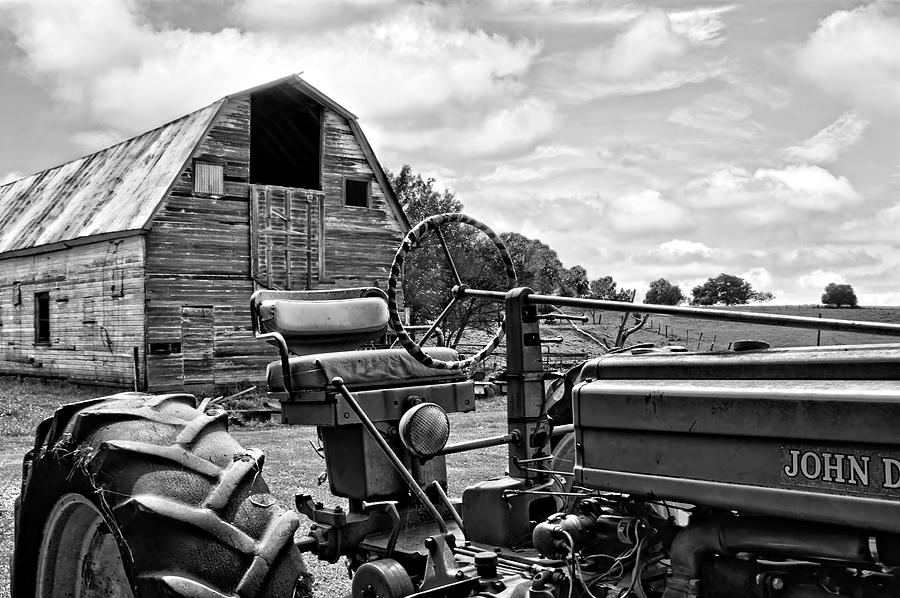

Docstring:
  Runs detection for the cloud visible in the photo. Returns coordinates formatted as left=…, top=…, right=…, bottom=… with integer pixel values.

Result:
left=797, top=269, right=846, bottom=292
left=606, top=189, right=689, bottom=233
left=668, top=5, right=734, bottom=45
left=682, top=165, right=860, bottom=218
left=0, top=171, right=24, bottom=186
left=601, top=11, right=688, bottom=80
left=553, top=9, right=730, bottom=101
left=3, top=0, right=542, bottom=134
left=783, top=110, right=870, bottom=164
left=70, top=129, right=123, bottom=153
left=741, top=266, right=773, bottom=290
left=656, top=239, right=718, bottom=260
left=795, top=3, right=900, bottom=114
left=377, top=96, right=555, bottom=160
left=668, top=89, right=762, bottom=142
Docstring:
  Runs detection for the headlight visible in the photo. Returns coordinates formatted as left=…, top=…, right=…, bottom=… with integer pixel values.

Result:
left=398, top=402, right=450, bottom=459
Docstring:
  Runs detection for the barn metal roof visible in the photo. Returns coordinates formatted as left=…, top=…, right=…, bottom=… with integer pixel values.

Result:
left=0, top=74, right=408, bottom=259
left=0, top=100, right=224, bottom=257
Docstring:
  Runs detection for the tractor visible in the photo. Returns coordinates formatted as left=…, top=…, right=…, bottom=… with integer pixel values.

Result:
left=12, top=213, right=900, bottom=598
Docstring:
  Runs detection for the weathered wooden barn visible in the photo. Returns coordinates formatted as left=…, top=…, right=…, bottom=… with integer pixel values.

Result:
left=0, top=75, right=409, bottom=392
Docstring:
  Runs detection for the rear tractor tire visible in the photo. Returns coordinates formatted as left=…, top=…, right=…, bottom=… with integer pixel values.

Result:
left=12, top=392, right=311, bottom=598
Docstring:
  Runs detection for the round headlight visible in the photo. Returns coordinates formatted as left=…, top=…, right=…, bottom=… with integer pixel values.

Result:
left=398, top=402, right=450, bottom=459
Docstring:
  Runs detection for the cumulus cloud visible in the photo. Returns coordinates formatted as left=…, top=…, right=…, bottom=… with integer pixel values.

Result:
left=657, top=239, right=718, bottom=260
left=682, top=165, right=860, bottom=218
left=783, top=110, right=870, bottom=164
left=2, top=0, right=542, bottom=134
left=797, top=269, right=846, bottom=291
left=377, top=96, right=555, bottom=160
left=606, top=189, right=688, bottom=233
left=741, top=266, right=773, bottom=290
left=795, top=4, right=900, bottom=114
left=557, top=9, right=729, bottom=100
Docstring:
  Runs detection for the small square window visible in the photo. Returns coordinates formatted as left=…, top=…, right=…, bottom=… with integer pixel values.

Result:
left=149, top=341, right=182, bottom=355
left=194, top=161, right=224, bottom=196
left=344, top=178, right=370, bottom=208
left=35, top=291, right=50, bottom=344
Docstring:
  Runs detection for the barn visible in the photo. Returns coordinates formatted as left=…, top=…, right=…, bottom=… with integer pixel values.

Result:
left=0, top=75, right=410, bottom=393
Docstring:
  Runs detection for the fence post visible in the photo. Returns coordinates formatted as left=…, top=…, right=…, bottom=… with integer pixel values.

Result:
left=817, top=312, right=822, bottom=346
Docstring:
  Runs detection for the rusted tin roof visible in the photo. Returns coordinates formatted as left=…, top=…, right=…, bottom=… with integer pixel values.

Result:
left=0, top=100, right=224, bottom=257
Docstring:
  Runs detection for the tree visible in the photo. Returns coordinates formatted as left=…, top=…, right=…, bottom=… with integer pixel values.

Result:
left=560, top=265, right=590, bottom=297
left=499, top=232, right=564, bottom=295
left=822, top=282, right=858, bottom=307
left=588, top=276, right=633, bottom=302
left=387, top=164, right=462, bottom=224
left=690, top=273, right=771, bottom=306
left=644, top=278, right=685, bottom=305
left=582, top=275, right=634, bottom=324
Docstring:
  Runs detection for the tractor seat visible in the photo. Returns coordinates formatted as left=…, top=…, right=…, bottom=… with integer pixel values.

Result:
left=267, top=346, right=466, bottom=392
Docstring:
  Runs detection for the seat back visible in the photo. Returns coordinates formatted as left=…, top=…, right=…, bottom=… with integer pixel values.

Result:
left=250, top=287, right=389, bottom=356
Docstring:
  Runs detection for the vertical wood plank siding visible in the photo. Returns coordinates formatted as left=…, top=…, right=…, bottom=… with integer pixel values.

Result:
left=0, top=236, right=146, bottom=386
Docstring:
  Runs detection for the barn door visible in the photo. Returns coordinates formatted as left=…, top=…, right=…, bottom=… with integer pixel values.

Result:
left=181, top=306, right=214, bottom=393
left=250, top=185, right=324, bottom=289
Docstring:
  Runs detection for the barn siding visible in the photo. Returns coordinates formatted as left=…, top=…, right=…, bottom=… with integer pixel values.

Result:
left=145, top=97, right=260, bottom=393
left=321, top=110, right=405, bottom=287
left=0, top=236, right=146, bottom=386
left=145, top=86, right=407, bottom=392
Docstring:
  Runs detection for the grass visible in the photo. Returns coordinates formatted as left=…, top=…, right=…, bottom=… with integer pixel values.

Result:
left=0, top=377, right=507, bottom=598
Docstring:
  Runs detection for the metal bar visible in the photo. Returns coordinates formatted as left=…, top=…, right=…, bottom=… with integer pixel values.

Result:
left=406, top=324, right=446, bottom=347
left=458, top=288, right=900, bottom=337
left=437, top=432, right=519, bottom=456
left=420, top=297, right=458, bottom=347
left=551, top=424, right=574, bottom=437
left=435, top=227, right=463, bottom=287
left=331, top=378, right=448, bottom=533
left=430, top=481, right=467, bottom=539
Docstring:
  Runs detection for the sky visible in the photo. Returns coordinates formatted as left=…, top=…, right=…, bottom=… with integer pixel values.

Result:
left=0, top=0, right=898, bottom=304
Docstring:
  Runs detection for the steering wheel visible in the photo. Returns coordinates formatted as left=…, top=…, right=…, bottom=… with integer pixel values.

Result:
left=387, top=213, right=517, bottom=369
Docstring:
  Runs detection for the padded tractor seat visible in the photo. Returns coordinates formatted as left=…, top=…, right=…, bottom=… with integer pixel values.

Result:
left=267, top=346, right=466, bottom=391
left=250, top=288, right=469, bottom=395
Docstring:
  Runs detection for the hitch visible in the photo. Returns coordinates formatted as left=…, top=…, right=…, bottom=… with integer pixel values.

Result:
left=294, top=494, right=400, bottom=563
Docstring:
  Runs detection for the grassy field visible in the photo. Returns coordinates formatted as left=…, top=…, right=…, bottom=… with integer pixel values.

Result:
left=0, top=376, right=508, bottom=598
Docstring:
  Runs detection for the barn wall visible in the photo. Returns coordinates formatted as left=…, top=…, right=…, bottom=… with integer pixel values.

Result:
left=321, top=110, right=406, bottom=286
left=0, top=236, right=146, bottom=386
left=145, top=88, right=408, bottom=393
left=145, top=97, right=262, bottom=393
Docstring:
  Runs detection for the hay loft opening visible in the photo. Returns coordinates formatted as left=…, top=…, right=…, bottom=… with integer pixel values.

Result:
left=250, top=85, right=323, bottom=190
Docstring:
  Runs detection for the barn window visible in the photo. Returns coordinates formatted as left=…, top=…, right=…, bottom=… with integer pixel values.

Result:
left=12, top=282, right=21, bottom=306
left=193, top=160, right=224, bottom=196
left=344, top=178, right=370, bottom=208
left=34, top=291, right=50, bottom=344
left=149, top=341, right=182, bottom=355
left=250, top=86, right=322, bottom=190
